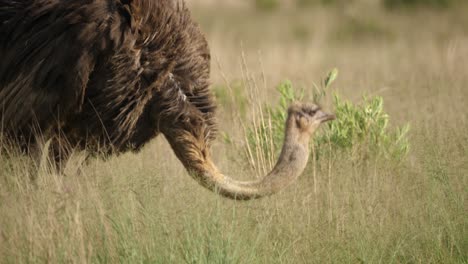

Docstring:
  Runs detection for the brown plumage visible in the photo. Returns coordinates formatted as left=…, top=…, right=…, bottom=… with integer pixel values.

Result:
left=0, top=0, right=335, bottom=200
left=1, top=0, right=214, bottom=152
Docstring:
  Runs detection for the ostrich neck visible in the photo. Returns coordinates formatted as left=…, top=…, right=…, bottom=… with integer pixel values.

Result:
left=164, top=115, right=312, bottom=200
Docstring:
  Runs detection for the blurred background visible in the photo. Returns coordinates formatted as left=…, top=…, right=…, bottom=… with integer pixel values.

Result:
left=183, top=0, right=468, bottom=131
left=187, top=0, right=465, bottom=9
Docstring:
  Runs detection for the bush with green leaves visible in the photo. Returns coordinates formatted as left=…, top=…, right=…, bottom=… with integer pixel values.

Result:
left=315, top=94, right=410, bottom=161
left=246, top=69, right=410, bottom=165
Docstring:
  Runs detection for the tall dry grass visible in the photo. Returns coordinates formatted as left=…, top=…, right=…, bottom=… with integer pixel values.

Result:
left=1, top=4, right=467, bottom=263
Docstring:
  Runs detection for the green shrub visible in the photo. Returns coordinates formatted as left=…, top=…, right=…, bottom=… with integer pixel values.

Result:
left=245, top=69, right=410, bottom=166
left=315, top=94, right=410, bottom=161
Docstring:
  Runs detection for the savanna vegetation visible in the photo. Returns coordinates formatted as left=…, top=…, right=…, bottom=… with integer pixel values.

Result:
left=0, top=1, right=467, bottom=263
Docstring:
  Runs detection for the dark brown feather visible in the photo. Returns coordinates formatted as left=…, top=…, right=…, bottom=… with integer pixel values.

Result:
left=0, top=0, right=216, bottom=156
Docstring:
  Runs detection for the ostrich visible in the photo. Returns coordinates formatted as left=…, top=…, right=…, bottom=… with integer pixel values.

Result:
left=0, top=0, right=335, bottom=200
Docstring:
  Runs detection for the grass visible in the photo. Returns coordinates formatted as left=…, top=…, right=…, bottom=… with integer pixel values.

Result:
left=1, top=3, right=467, bottom=264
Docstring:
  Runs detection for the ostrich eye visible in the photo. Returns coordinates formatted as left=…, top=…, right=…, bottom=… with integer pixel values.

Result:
left=304, top=108, right=318, bottom=116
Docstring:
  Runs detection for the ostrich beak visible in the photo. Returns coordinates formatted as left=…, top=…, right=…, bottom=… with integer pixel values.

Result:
left=316, top=110, right=336, bottom=123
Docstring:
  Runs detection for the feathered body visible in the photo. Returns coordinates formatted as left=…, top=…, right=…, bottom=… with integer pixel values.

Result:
left=0, top=0, right=216, bottom=155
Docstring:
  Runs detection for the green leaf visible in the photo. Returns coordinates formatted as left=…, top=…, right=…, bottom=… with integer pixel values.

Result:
left=324, top=68, right=339, bottom=89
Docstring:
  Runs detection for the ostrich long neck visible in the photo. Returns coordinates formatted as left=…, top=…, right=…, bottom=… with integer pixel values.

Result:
left=164, top=113, right=312, bottom=200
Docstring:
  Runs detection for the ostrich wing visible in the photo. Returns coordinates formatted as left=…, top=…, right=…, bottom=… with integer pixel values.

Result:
left=0, top=0, right=120, bottom=135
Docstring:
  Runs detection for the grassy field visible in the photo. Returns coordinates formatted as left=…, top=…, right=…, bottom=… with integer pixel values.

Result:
left=1, top=3, right=467, bottom=263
